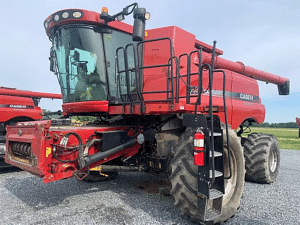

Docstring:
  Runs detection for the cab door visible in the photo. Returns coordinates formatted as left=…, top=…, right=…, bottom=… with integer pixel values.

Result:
left=103, top=31, right=137, bottom=102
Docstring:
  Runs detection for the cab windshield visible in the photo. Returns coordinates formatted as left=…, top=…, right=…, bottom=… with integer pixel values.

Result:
left=53, top=25, right=136, bottom=103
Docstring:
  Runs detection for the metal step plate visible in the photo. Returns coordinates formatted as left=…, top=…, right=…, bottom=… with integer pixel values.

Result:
left=209, top=170, right=223, bottom=178
left=205, top=208, right=222, bottom=221
left=209, top=132, right=222, bottom=136
left=209, top=151, right=222, bottom=157
left=209, top=188, right=223, bottom=199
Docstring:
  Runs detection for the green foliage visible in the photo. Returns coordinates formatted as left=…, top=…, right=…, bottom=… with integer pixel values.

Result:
left=72, top=116, right=98, bottom=122
left=41, top=109, right=61, bottom=119
left=242, top=127, right=300, bottom=150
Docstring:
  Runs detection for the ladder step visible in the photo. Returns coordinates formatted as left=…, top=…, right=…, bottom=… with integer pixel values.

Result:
left=209, top=132, right=222, bottom=136
left=209, top=189, right=223, bottom=199
left=209, top=170, right=223, bottom=178
left=209, top=151, right=222, bottom=157
left=205, top=208, right=222, bottom=221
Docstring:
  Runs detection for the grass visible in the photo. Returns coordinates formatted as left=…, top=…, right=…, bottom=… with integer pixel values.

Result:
left=241, top=127, right=300, bottom=150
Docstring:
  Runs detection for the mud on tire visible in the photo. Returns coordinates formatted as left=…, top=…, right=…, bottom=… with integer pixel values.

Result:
left=243, top=133, right=280, bottom=184
left=169, top=127, right=245, bottom=224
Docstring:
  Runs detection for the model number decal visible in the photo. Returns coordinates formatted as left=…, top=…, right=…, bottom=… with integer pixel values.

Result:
left=190, top=87, right=199, bottom=95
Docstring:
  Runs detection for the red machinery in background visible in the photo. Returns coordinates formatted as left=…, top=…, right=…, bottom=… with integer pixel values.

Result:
left=4, top=3, right=290, bottom=224
left=0, top=86, right=61, bottom=168
left=296, top=117, right=300, bottom=138
left=296, top=117, right=300, bottom=127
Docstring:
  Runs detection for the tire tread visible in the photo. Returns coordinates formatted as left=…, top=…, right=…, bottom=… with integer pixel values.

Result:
left=243, top=133, right=280, bottom=184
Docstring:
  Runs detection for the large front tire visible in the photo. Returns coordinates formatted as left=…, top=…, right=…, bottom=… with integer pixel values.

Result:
left=169, top=127, right=245, bottom=224
left=243, top=133, right=280, bottom=184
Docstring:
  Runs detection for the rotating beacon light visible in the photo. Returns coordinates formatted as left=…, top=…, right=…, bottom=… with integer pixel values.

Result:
left=194, top=129, right=205, bottom=166
left=101, top=7, right=108, bottom=14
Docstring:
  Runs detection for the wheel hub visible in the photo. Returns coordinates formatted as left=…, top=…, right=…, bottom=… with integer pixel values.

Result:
left=223, top=146, right=237, bottom=206
left=269, top=147, right=278, bottom=173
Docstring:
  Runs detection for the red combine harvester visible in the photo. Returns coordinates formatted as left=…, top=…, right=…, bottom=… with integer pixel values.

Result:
left=4, top=3, right=290, bottom=224
left=0, top=87, right=62, bottom=168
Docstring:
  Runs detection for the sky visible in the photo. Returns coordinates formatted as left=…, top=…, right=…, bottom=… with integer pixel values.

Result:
left=0, top=0, right=299, bottom=123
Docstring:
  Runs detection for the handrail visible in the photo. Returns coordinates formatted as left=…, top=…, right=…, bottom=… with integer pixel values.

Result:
left=214, top=69, right=232, bottom=180
left=137, top=37, right=174, bottom=106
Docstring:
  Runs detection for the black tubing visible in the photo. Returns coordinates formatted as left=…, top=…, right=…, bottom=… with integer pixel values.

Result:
left=100, top=165, right=139, bottom=172
left=85, top=138, right=137, bottom=167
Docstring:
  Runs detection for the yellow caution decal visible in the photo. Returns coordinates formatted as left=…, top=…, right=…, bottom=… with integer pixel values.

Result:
left=90, top=166, right=101, bottom=171
left=46, top=147, right=52, bottom=157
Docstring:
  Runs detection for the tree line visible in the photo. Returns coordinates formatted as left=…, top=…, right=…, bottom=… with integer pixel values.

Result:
left=252, top=122, right=299, bottom=128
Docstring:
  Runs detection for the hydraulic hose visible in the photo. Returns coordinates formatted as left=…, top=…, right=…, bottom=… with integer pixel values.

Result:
left=53, top=132, right=84, bottom=164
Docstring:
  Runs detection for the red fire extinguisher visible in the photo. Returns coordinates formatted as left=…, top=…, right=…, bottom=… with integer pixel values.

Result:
left=194, top=129, right=205, bottom=166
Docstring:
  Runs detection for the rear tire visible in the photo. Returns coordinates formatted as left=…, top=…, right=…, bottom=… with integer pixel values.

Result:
left=243, top=133, right=280, bottom=184
left=82, top=171, right=118, bottom=182
left=169, top=127, right=245, bottom=224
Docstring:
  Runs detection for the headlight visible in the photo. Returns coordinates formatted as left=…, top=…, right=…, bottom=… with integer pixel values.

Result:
left=54, top=14, right=60, bottom=21
left=73, top=11, right=82, bottom=18
left=62, top=12, right=69, bottom=19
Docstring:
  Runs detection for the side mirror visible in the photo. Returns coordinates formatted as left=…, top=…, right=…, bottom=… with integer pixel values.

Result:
left=123, top=3, right=136, bottom=16
left=98, top=3, right=149, bottom=41
left=101, top=3, right=137, bottom=23
left=133, top=8, right=147, bottom=41
left=123, top=6, right=130, bottom=16
left=116, top=14, right=125, bottom=21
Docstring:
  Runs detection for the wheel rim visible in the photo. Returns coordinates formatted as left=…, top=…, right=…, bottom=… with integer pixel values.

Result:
left=269, top=147, right=277, bottom=173
left=223, top=146, right=237, bottom=205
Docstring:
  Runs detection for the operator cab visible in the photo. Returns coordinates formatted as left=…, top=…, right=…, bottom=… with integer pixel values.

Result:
left=45, top=4, right=148, bottom=114
left=53, top=25, right=135, bottom=102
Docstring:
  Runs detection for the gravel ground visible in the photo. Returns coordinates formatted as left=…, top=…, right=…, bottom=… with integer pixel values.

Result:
left=0, top=149, right=299, bottom=225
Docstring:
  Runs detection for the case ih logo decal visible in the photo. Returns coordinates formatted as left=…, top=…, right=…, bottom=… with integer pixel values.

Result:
left=0, top=104, right=34, bottom=109
left=190, top=88, right=259, bottom=103
left=232, top=92, right=259, bottom=102
left=10, top=105, right=26, bottom=108
left=240, top=93, right=253, bottom=101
